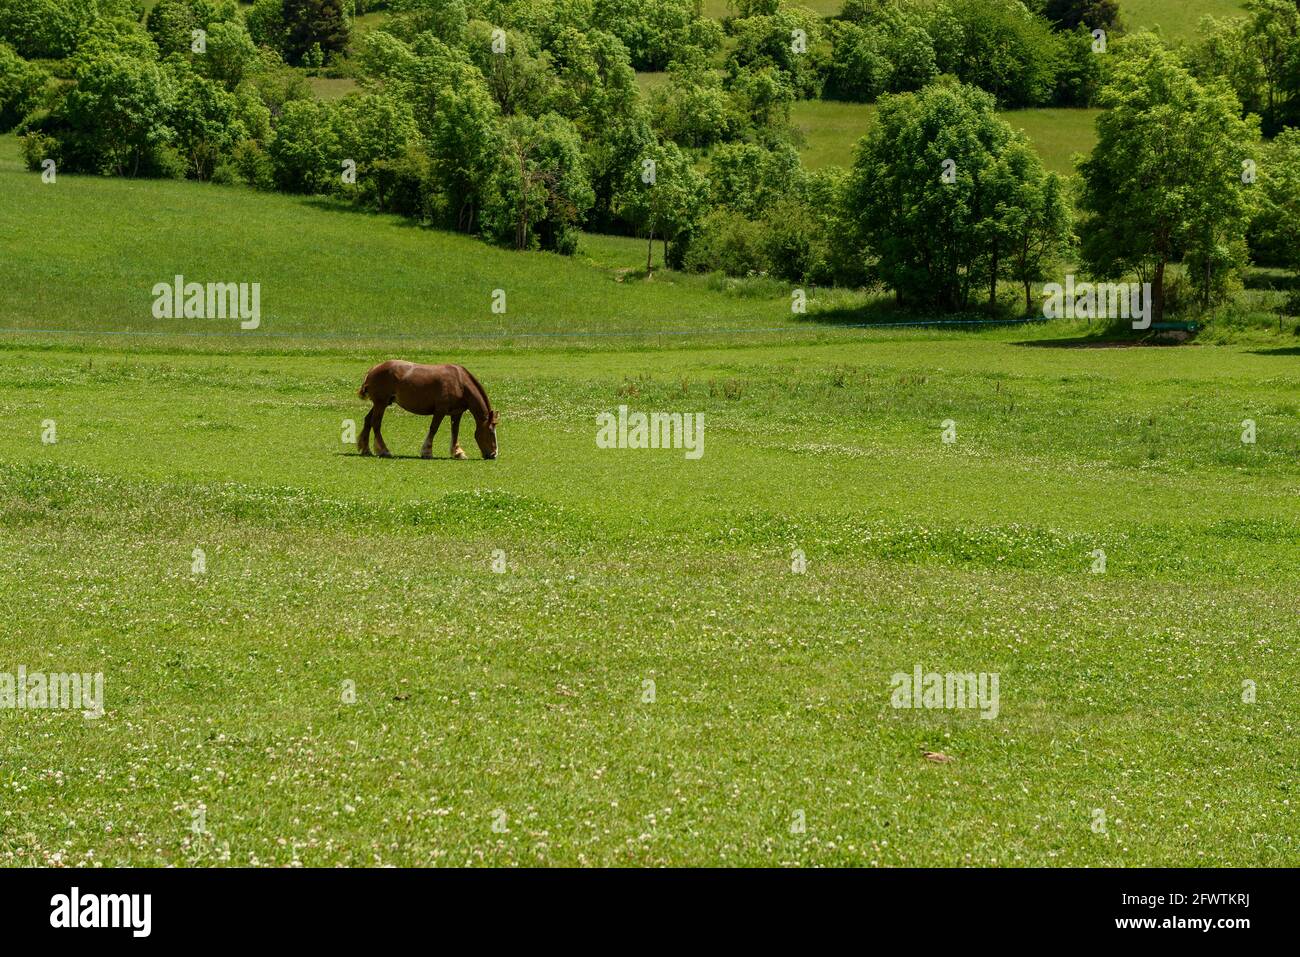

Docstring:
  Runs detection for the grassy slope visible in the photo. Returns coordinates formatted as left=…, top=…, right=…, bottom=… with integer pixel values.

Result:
left=1123, top=0, right=1248, bottom=41
left=0, top=137, right=818, bottom=345
left=2, top=136, right=1300, bottom=867
left=792, top=100, right=1102, bottom=175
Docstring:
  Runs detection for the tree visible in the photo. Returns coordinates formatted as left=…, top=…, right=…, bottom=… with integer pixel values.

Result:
left=990, top=141, right=1073, bottom=312
left=281, top=0, right=350, bottom=65
left=0, top=0, right=136, bottom=59
left=246, top=0, right=290, bottom=57
left=593, top=0, right=718, bottom=71
left=838, top=81, right=1033, bottom=310
left=203, top=19, right=261, bottom=88
left=928, top=0, right=1062, bottom=108
left=1077, top=35, right=1259, bottom=320
left=486, top=112, right=595, bottom=253
left=268, top=97, right=338, bottom=191
left=0, top=43, right=46, bottom=133
left=727, top=6, right=830, bottom=99
left=615, top=140, right=707, bottom=274
left=1043, top=0, right=1120, bottom=32
left=1248, top=127, right=1300, bottom=270
left=170, top=67, right=241, bottom=179
left=650, top=52, right=741, bottom=147
left=331, top=92, right=421, bottom=210
left=464, top=22, right=555, bottom=117
left=58, top=53, right=179, bottom=176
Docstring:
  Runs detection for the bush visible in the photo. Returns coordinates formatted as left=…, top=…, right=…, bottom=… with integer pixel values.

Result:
left=20, top=130, right=58, bottom=172
left=0, top=43, right=46, bottom=132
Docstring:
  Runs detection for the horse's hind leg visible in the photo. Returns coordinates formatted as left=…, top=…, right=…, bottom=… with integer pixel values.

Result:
left=421, top=413, right=444, bottom=459
left=358, top=408, right=374, bottom=456
left=450, top=412, right=467, bottom=460
left=371, top=404, right=393, bottom=458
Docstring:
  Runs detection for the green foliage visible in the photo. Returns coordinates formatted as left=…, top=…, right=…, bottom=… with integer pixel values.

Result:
left=202, top=19, right=262, bottom=88
left=465, top=22, right=555, bottom=116
left=0, top=0, right=138, bottom=59
left=825, top=4, right=937, bottom=102
left=1186, top=1, right=1300, bottom=136
left=268, top=96, right=339, bottom=190
left=930, top=0, right=1063, bottom=108
left=592, top=0, right=718, bottom=70
left=485, top=111, right=595, bottom=252
left=1043, top=0, right=1121, bottom=31
left=614, top=139, right=708, bottom=271
left=282, top=0, right=352, bottom=65
left=838, top=81, right=1066, bottom=310
left=170, top=65, right=241, bottom=179
left=0, top=43, right=47, bottom=133
left=727, top=5, right=829, bottom=99
left=650, top=52, right=742, bottom=147
left=246, top=0, right=290, bottom=57
left=53, top=53, right=180, bottom=176
left=1248, top=128, right=1300, bottom=270
left=1078, top=35, right=1259, bottom=318
left=331, top=91, right=421, bottom=208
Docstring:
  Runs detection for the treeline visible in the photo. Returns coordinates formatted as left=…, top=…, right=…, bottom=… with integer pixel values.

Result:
left=1, top=0, right=1298, bottom=322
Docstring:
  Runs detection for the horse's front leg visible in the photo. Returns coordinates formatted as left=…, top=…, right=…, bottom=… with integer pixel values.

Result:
left=371, top=404, right=393, bottom=458
left=450, top=412, right=467, bottom=459
left=421, top=413, right=444, bottom=459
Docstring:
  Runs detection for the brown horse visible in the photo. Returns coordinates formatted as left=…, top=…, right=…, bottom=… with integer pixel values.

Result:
left=357, top=361, right=498, bottom=459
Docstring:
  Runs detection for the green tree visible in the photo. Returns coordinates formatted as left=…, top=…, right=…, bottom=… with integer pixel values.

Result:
left=1077, top=36, right=1259, bottom=319
left=0, top=43, right=46, bottom=133
left=58, top=53, right=179, bottom=176
left=268, top=96, right=338, bottom=191
left=170, top=67, right=241, bottom=179
left=486, top=112, right=595, bottom=253
left=989, top=141, right=1074, bottom=312
left=330, top=92, right=421, bottom=210
left=203, top=19, right=261, bottom=88
left=282, top=0, right=350, bottom=65
left=929, top=0, right=1061, bottom=108
left=838, top=81, right=1038, bottom=310
left=615, top=140, right=707, bottom=274
left=1248, top=128, right=1300, bottom=270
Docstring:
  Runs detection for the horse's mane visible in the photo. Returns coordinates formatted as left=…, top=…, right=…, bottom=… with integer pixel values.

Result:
left=459, top=365, right=492, bottom=413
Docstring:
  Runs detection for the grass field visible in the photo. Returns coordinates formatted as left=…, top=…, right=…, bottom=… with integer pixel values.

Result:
left=792, top=100, right=1101, bottom=175
left=3, top=134, right=1300, bottom=867
left=1123, top=0, right=1247, bottom=41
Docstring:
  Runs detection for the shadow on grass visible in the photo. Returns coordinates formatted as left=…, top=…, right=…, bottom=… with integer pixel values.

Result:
left=1243, top=272, right=1300, bottom=291
left=802, top=299, right=1040, bottom=329
left=1244, top=346, right=1300, bottom=356
left=336, top=451, right=493, bottom=461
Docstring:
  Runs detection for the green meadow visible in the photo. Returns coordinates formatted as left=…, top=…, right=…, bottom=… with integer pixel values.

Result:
left=791, top=100, right=1102, bottom=175
left=2, top=132, right=1300, bottom=867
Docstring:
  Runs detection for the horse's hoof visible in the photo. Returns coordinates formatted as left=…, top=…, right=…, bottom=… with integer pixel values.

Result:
left=377, top=450, right=392, bottom=459
left=452, top=448, right=467, bottom=460
left=420, top=449, right=432, bottom=460
left=358, top=447, right=371, bottom=457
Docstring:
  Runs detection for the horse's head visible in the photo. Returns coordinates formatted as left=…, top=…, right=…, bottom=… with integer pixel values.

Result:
left=476, top=410, right=499, bottom=459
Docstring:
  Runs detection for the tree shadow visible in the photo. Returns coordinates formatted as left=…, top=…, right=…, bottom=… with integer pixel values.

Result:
left=803, top=300, right=1040, bottom=329
left=1243, top=272, right=1300, bottom=291
left=1244, top=346, right=1300, bottom=356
